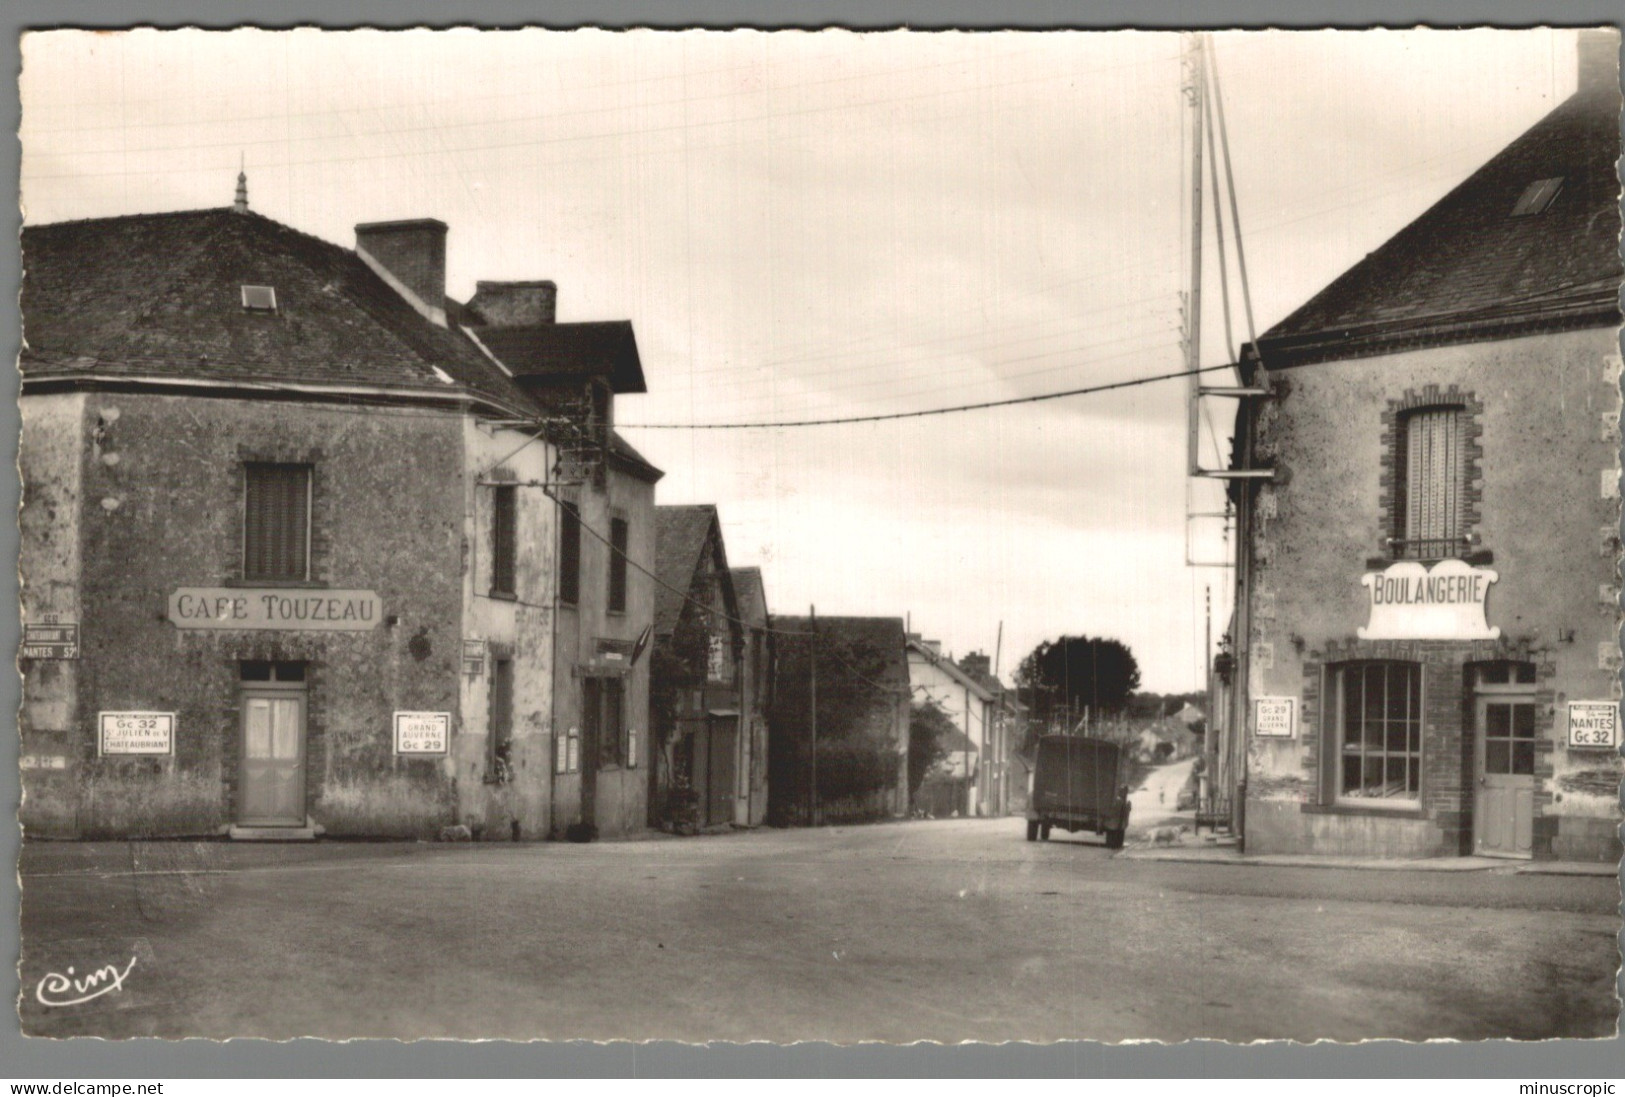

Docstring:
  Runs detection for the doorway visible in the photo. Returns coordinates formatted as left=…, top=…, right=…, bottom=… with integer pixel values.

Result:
left=706, top=714, right=738, bottom=827
left=1472, top=662, right=1537, bottom=858
left=238, top=661, right=307, bottom=826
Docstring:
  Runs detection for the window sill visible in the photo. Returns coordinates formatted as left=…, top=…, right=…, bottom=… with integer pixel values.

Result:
left=226, top=578, right=326, bottom=589
left=487, top=590, right=517, bottom=602
left=1302, top=801, right=1428, bottom=820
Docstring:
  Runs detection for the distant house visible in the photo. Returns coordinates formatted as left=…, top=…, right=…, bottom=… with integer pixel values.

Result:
left=730, top=566, right=772, bottom=827
left=651, top=505, right=745, bottom=830
left=455, top=283, right=664, bottom=840
left=907, top=636, right=996, bottom=816
left=769, top=615, right=911, bottom=825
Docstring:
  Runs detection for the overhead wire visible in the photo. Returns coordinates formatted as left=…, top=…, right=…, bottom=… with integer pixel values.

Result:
left=621, top=362, right=1238, bottom=430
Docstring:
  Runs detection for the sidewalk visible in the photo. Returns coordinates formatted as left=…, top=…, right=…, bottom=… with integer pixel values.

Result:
left=1116, top=842, right=1620, bottom=876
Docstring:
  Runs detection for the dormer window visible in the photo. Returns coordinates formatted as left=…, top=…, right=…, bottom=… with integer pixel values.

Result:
left=1510, top=177, right=1563, bottom=217
left=241, top=285, right=278, bottom=312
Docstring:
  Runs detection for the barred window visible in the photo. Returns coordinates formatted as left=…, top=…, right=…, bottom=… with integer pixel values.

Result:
left=1395, top=406, right=1467, bottom=560
left=244, top=463, right=311, bottom=581
left=1332, top=661, right=1422, bottom=803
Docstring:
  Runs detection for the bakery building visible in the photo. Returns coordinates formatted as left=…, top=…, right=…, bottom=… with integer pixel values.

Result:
left=19, top=192, right=566, bottom=840
left=1226, top=32, right=1622, bottom=862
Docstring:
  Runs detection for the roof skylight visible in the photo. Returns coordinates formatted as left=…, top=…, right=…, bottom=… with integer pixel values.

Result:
left=1511, top=177, right=1564, bottom=217
left=240, top=285, right=278, bottom=312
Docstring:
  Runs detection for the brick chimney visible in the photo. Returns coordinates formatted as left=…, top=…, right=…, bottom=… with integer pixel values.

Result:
left=355, top=219, right=448, bottom=327
left=1576, top=27, right=1620, bottom=95
left=959, top=652, right=992, bottom=680
left=468, top=280, right=557, bottom=327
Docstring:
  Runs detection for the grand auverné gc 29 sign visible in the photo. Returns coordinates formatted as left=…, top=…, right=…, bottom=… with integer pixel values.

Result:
left=1359, top=559, right=1499, bottom=641
left=168, top=588, right=382, bottom=631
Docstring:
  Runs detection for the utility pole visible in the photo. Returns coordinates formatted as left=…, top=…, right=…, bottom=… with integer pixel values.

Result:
left=809, top=603, right=818, bottom=827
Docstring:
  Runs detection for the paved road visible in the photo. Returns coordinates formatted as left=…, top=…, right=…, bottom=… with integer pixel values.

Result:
left=18, top=820, right=1620, bottom=1043
left=1128, top=757, right=1197, bottom=829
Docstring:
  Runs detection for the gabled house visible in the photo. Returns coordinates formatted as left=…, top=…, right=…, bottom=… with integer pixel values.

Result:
left=907, top=636, right=996, bottom=816
left=456, top=283, right=664, bottom=840
left=730, top=566, right=772, bottom=827
left=18, top=198, right=561, bottom=840
left=1223, top=31, right=1622, bottom=862
left=768, top=615, right=911, bottom=824
left=650, top=505, right=745, bottom=829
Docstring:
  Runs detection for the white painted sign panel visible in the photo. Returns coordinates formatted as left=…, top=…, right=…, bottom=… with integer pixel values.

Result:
left=393, top=711, right=450, bottom=756
left=168, top=588, right=382, bottom=631
left=1254, top=696, right=1297, bottom=740
left=1567, top=701, right=1619, bottom=749
left=98, top=712, right=174, bottom=756
left=1359, top=559, right=1499, bottom=640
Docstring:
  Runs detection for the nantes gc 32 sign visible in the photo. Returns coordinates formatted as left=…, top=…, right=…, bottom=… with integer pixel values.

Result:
left=168, top=588, right=382, bottom=631
left=1359, top=559, right=1498, bottom=641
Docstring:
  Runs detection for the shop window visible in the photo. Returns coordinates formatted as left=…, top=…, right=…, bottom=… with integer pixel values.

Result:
left=1328, top=661, right=1422, bottom=804
left=489, top=657, right=513, bottom=783
left=1393, top=406, right=1467, bottom=560
left=243, top=463, right=311, bottom=581
left=608, top=517, right=629, bottom=613
left=559, top=501, right=581, bottom=606
left=491, top=484, right=516, bottom=597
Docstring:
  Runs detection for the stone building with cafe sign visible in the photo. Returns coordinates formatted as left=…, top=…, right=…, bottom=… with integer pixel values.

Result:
left=1224, top=32, right=1622, bottom=862
left=18, top=191, right=584, bottom=840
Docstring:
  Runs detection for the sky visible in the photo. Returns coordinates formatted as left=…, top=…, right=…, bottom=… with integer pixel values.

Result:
left=18, top=28, right=1582, bottom=691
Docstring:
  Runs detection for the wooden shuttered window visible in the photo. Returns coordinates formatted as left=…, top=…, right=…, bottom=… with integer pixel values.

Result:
left=1398, top=406, right=1466, bottom=559
left=559, top=501, right=581, bottom=606
left=608, top=517, right=629, bottom=613
left=491, top=485, right=517, bottom=596
left=244, top=464, right=311, bottom=581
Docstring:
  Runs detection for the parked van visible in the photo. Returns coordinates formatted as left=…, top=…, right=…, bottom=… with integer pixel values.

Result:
left=1025, top=735, right=1131, bottom=848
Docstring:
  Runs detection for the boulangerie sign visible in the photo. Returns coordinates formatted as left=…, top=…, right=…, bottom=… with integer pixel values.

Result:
left=1358, top=559, right=1499, bottom=640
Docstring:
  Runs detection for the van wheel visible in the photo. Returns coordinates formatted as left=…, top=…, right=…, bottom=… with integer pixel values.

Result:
left=1105, top=828, right=1125, bottom=850
left=1040, top=823, right=1052, bottom=841
left=1026, top=820, right=1039, bottom=842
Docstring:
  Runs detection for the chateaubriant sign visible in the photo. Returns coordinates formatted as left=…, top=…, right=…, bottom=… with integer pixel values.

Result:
left=1358, top=560, right=1499, bottom=640
left=1254, top=696, right=1297, bottom=739
left=1567, top=702, right=1619, bottom=749
left=393, top=712, right=451, bottom=756
left=21, top=622, right=79, bottom=659
left=98, top=712, right=174, bottom=756
left=168, top=588, right=382, bottom=631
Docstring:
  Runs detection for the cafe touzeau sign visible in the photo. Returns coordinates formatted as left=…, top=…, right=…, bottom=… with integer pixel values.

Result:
left=1359, top=559, right=1498, bottom=641
left=168, top=587, right=383, bottom=631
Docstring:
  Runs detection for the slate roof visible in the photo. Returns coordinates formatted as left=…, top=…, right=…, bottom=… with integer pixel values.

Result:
left=21, top=207, right=534, bottom=415
left=607, top=430, right=664, bottom=484
left=730, top=567, right=768, bottom=628
left=471, top=321, right=647, bottom=394
left=654, top=504, right=725, bottom=636
left=1257, top=72, right=1622, bottom=366
left=770, top=616, right=910, bottom=689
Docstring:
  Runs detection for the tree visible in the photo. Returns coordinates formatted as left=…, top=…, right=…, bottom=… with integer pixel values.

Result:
left=908, top=701, right=956, bottom=799
left=1015, top=635, right=1142, bottom=731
